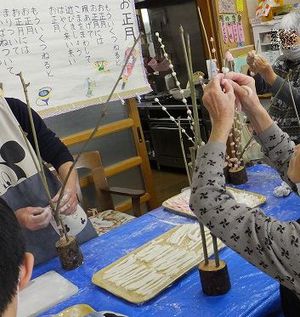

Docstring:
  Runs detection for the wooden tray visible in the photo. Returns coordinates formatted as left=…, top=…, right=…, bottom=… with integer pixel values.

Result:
left=92, top=224, right=223, bottom=304
left=162, top=187, right=266, bottom=219
left=57, top=304, right=95, bottom=317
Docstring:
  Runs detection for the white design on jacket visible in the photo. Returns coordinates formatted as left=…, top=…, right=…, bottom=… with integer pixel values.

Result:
left=0, top=97, right=86, bottom=237
left=0, top=98, right=38, bottom=195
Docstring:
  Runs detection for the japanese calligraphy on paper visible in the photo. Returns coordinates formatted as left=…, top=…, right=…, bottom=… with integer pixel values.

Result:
left=0, top=0, right=150, bottom=117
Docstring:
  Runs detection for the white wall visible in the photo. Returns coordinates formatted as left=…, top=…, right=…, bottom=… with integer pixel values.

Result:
left=246, top=0, right=299, bottom=19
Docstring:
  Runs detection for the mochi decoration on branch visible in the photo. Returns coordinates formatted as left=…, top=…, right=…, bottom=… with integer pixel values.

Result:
left=155, top=31, right=195, bottom=135
left=210, top=37, right=218, bottom=62
left=154, top=97, right=195, bottom=145
left=154, top=22, right=230, bottom=295
left=179, top=26, right=203, bottom=147
left=223, top=51, right=235, bottom=73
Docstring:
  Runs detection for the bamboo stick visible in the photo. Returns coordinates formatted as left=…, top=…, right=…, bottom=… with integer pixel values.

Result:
left=199, top=222, right=209, bottom=266
left=179, top=26, right=202, bottom=146
left=288, top=75, right=300, bottom=125
left=197, top=7, right=212, bottom=60
left=178, top=119, right=192, bottom=186
left=211, top=234, right=220, bottom=267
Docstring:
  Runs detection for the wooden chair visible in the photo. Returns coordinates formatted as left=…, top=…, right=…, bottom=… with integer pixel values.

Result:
left=74, top=151, right=145, bottom=217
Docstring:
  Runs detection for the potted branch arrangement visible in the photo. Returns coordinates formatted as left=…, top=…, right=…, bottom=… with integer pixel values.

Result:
left=15, top=35, right=141, bottom=270
left=225, top=113, right=248, bottom=185
left=221, top=52, right=248, bottom=185
left=153, top=10, right=299, bottom=295
left=154, top=13, right=231, bottom=295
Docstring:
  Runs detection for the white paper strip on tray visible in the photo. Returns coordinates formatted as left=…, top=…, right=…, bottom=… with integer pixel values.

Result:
left=93, top=223, right=224, bottom=303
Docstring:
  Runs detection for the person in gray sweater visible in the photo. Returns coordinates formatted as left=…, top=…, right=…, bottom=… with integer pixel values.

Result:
left=247, top=11, right=300, bottom=143
left=190, top=72, right=300, bottom=316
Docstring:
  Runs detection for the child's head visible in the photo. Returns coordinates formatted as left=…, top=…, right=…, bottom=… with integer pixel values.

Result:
left=0, top=200, right=33, bottom=316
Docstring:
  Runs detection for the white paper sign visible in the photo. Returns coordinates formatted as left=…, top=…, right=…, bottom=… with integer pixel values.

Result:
left=0, top=0, right=150, bottom=117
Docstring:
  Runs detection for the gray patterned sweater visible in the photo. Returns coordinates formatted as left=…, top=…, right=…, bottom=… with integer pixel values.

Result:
left=255, top=57, right=300, bottom=143
left=190, top=123, right=300, bottom=296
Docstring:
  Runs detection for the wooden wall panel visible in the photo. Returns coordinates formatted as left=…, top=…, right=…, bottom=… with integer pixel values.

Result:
left=196, top=0, right=254, bottom=65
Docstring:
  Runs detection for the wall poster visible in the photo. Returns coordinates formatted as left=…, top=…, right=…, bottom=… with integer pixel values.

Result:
left=0, top=0, right=150, bottom=117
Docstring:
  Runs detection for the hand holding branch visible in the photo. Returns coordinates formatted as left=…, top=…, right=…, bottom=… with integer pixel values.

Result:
left=202, top=74, right=236, bottom=143
left=247, top=51, right=277, bottom=84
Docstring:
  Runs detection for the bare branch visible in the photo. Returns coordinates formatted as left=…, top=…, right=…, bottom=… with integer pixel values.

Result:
left=17, top=72, right=67, bottom=239
left=54, top=34, right=142, bottom=217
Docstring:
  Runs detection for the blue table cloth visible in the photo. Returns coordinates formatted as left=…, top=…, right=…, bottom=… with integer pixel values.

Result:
left=35, top=165, right=300, bottom=317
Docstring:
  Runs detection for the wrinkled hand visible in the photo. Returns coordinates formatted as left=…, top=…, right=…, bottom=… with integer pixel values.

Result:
left=247, top=51, right=270, bottom=73
left=247, top=52, right=276, bottom=84
left=202, top=74, right=236, bottom=142
left=15, top=206, right=52, bottom=231
left=288, top=145, right=300, bottom=184
left=52, top=188, right=78, bottom=215
left=246, top=50, right=256, bottom=73
left=224, top=72, right=262, bottom=116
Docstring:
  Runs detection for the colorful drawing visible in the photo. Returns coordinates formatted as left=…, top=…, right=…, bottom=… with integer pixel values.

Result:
left=36, top=87, right=52, bottom=106
left=121, top=48, right=138, bottom=90
left=219, top=0, right=236, bottom=13
left=85, top=77, right=96, bottom=97
left=256, top=0, right=282, bottom=17
left=220, top=14, right=244, bottom=45
left=94, top=60, right=110, bottom=72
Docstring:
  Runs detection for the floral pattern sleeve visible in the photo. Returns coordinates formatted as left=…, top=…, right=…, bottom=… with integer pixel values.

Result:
left=255, top=123, right=294, bottom=184
left=190, top=140, right=300, bottom=296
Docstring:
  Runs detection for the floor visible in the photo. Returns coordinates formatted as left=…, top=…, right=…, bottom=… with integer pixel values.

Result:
left=151, top=166, right=189, bottom=206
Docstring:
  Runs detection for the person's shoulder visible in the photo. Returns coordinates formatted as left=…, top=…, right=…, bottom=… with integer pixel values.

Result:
left=5, top=97, right=27, bottom=111
left=273, top=56, right=289, bottom=73
left=4, top=98, right=28, bottom=120
left=5, top=97, right=26, bottom=107
left=274, top=56, right=300, bottom=73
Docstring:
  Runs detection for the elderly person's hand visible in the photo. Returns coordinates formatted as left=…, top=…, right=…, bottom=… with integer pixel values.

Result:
left=52, top=187, right=78, bottom=215
left=225, top=72, right=274, bottom=134
left=224, top=72, right=261, bottom=115
left=15, top=206, right=52, bottom=231
left=247, top=51, right=277, bottom=85
left=288, top=145, right=300, bottom=184
left=202, top=74, right=235, bottom=143
left=246, top=50, right=256, bottom=73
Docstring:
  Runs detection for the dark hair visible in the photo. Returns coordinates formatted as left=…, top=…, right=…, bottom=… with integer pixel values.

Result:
left=0, top=200, right=25, bottom=315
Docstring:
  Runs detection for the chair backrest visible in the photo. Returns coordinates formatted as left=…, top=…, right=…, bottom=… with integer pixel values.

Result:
left=73, top=151, right=114, bottom=211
